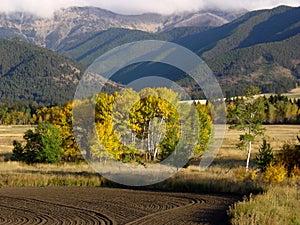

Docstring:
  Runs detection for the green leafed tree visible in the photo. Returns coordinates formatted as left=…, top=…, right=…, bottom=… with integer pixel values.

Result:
left=11, top=122, right=62, bottom=164
left=228, top=86, right=266, bottom=171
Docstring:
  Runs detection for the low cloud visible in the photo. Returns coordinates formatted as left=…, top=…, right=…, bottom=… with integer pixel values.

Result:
left=0, top=0, right=299, bottom=17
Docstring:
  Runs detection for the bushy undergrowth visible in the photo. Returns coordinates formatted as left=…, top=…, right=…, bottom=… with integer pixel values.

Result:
left=264, top=163, right=287, bottom=184
left=278, top=142, right=300, bottom=175
left=11, top=123, right=62, bottom=164
left=254, top=140, right=300, bottom=184
left=229, top=140, right=300, bottom=225
left=228, top=185, right=300, bottom=225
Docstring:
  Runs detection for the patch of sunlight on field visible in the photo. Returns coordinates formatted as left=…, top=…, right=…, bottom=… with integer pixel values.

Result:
left=0, top=125, right=299, bottom=190
left=1, top=124, right=299, bottom=164
left=217, top=125, right=300, bottom=162
left=0, top=126, right=34, bottom=156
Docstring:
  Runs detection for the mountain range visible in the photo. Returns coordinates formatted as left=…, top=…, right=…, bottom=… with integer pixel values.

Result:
left=59, top=5, right=300, bottom=97
left=0, top=5, right=299, bottom=104
left=0, top=7, right=246, bottom=50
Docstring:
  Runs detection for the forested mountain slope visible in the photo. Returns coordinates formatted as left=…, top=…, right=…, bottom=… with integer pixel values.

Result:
left=0, top=38, right=85, bottom=104
left=0, top=5, right=299, bottom=101
left=62, top=5, right=299, bottom=97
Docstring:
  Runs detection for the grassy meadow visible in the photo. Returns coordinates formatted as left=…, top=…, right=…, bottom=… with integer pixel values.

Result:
left=0, top=126, right=102, bottom=186
left=0, top=126, right=31, bottom=160
left=0, top=125, right=299, bottom=224
left=0, top=124, right=299, bottom=188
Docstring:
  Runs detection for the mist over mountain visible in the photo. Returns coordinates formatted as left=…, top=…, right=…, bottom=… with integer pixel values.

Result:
left=0, top=0, right=298, bottom=16
left=0, top=6, right=246, bottom=50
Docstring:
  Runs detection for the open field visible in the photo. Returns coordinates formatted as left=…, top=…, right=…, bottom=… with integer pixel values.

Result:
left=256, top=87, right=300, bottom=99
left=0, top=126, right=33, bottom=160
left=218, top=125, right=300, bottom=163
left=0, top=125, right=299, bottom=224
left=1, top=124, right=299, bottom=164
left=1, top=125, right=299, bottom=190
left=0, top=187, right=241, bottom=225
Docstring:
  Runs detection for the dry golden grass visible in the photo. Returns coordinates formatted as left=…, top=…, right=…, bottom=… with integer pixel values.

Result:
left=222, top=125, right=300, bottom=225
left=1, top=125, right=299, bottom=225
left=228, top=185, right=300, bottom=225
left=0, top=126, right=102, bottom=187
left=0, top=125, right=299, bottom=191
left=0, top=161, right=102, bottom=187
left=0, top=126, right=33, bottom=157
left=217, top=125, right=300, bottom=165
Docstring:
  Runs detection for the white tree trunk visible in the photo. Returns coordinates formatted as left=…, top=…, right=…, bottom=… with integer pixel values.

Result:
left=153, top=147, right=158, bottom=159
left=246, top=141, right=252, bottom=171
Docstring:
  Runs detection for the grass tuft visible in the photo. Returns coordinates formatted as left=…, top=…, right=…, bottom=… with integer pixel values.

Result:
left=228, top=185, right=300, bottom=225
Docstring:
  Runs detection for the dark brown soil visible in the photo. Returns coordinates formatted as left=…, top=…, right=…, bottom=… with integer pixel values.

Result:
left=0, top=187, right=241, bottom=224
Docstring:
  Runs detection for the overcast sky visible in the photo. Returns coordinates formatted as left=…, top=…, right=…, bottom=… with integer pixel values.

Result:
left=0, top=0, right=300, bottom=17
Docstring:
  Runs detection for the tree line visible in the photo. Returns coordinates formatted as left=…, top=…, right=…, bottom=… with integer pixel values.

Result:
left=227, top=94, right=300, bottom=124
left=9, top=87, right=300, bottom=166
left=2, top=94, right=300, bottom=127
left=11, top=88, right=212, bottom=164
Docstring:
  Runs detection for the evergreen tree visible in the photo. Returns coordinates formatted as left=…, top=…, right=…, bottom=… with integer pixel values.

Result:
left=255, top=139, right=274, bottom=172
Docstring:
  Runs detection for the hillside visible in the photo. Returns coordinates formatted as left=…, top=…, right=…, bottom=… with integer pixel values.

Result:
left=0, top=38, right=122, bottom=105
left=174, top=5, right=300, bottom=96
left=0, top=38, right=85, bottom=105
left=206, top=34, right=300, bottom=96
left=59, top=26, right=215, bottom=66
left=0, top=5, right=299, bottom=100
left=199, top=5, right=300, bottom=96
left=63, top=6, right=300, bottom=97
left=177, top=6, right=300, bottom=58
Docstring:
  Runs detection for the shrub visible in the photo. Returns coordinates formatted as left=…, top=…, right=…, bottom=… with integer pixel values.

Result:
left=11, top=122, right=62, bottom=164
left=277, top=142, right=300, bottom=175
left=11, top=141, right=25, bottom=161
left=264, top=163, right=287, bottom=184
left=290, top=166, right=300, bottom=180
left=234, top=166, right=258, bottom=183
left=255, top=139, right=274, bottom=172
left=36, top=122, right=62, bottom=163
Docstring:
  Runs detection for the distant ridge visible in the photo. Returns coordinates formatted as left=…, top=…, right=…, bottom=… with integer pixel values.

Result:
left=0, top=5, right=299, bottom=102
left=59, top=6, right=300, bottom=97
left=0, top=6, right=246, bottom=50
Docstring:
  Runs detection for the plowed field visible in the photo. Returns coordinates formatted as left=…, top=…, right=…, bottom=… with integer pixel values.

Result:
left=0, top=187, right=240, bottom=225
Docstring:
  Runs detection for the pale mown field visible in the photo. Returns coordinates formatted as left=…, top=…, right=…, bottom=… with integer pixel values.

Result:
left=0, top=126, right=32, bottom=157
left=219, top=124, right=300, bottom=163
left=2, top=125, right=299, bottom=161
